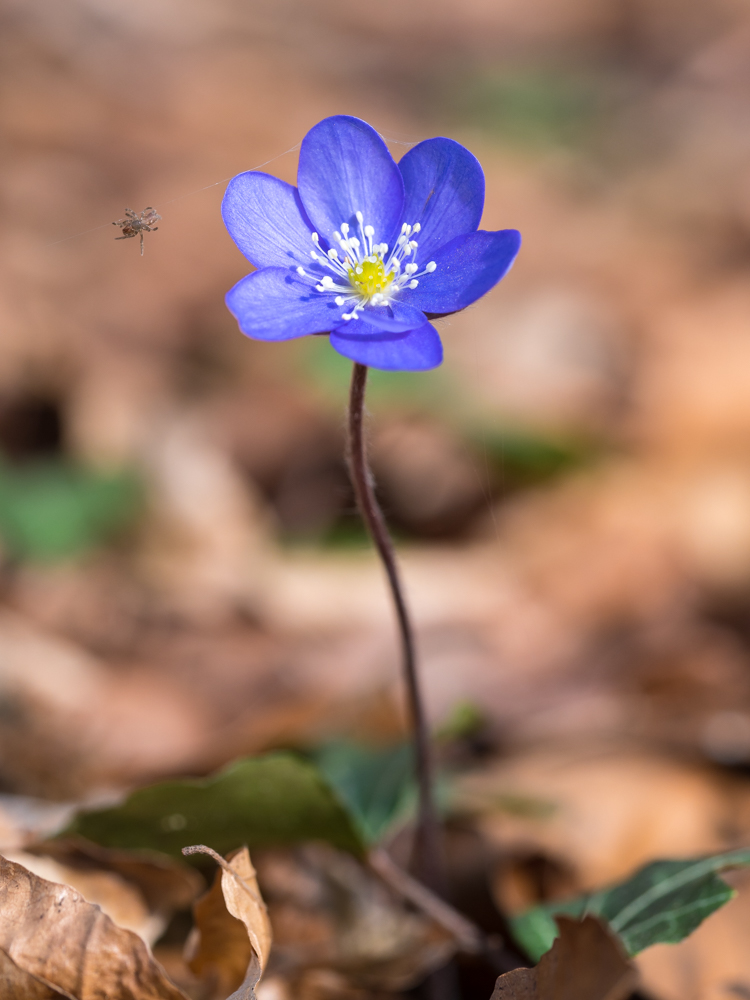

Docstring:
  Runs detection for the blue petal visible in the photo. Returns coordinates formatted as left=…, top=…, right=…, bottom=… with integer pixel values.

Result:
left=297, top=116, right=404, bottom=245
left=399, top=138, right=484, bottom=261
left=359, top=300, right=426, bottom=332
left=222, top=172, right=315, bottom=269
left=407, top=229, right=521, bottom=314
left=226, top=268, right=343, bottom=341
left=330, top=322, right=443, bottom=371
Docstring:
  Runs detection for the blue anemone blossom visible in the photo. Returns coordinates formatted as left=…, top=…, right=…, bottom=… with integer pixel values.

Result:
left=222, top=115, right=521, bottom=372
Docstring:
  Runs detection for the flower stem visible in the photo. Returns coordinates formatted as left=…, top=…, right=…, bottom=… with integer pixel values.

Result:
left=347, top=362, right=443, bottom=894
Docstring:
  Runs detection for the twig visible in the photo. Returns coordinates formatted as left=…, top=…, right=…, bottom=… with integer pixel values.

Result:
left=347, top=362, right=443, bottom=893
left=369, top=847, right=484, bottom=953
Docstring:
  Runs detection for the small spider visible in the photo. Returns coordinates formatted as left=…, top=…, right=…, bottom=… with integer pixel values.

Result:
left=112, top=206, right=161, bottom=255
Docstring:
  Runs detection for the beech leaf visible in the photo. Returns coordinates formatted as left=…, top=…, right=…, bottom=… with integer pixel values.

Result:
left=492, top=915, right=636, bottom=1000
left=187, top=865, right=253, bottom=999
left=184, top=846, right=272, bottom=1000
left=510, top=847, right=750, bottom=962
left=33, top=836, right=204, bottom=915
left=218, top=848, right=272, bottom=976
left=0, top=853, right=188, bottom=1000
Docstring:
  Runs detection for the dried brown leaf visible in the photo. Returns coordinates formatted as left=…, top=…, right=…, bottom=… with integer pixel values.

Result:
left=3, top=849, right=159, bottom=944
left=187, top=863, right=254, bottom=998
left=0, top=853, right=189, bottom=1000
left=33, top=836, right=204, bottom=913
left=185, top=846, right=272, bottom=1000
left=491, top=916, right=637, bottom=1000
left=220, top=847, right=272, bottom=975
left=0, top=948, right=62, bottom=999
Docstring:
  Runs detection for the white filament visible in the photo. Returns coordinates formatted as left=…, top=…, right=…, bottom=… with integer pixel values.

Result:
left=299, top=211, right=437, bottom=321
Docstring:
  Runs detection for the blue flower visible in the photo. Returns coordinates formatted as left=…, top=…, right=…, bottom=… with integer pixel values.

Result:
left=222, top=116, right=521, bottom=372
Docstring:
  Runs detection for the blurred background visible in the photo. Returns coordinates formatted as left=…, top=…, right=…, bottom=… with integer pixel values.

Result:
left=4, top=0, right=750, bottom=995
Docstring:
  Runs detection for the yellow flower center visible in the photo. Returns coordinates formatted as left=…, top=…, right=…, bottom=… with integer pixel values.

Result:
left=348, top=256, right=394, bottom=299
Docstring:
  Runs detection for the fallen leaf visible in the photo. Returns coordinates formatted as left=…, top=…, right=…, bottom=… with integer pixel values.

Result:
left=33, top=836, right=203, bottom=914
left=0, top=853, right=188, bottom=999
left=185, top=845, right=272, bottom=1000
left=463, top=747, right=745, bottom=898
left=188, top=864, right=254, bottom=999
left=2, top=849, right=161, bottom=944
left=220, top=848, right=272, bottom=975
left=492, top=916, right=636, bottom=1000
left=0, top=947, right=60, bottom=999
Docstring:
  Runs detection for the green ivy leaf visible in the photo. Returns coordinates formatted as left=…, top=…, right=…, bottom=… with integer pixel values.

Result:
left=64, top=753, right=366, bottom=859
left=510, top=848, right=750, bottom=961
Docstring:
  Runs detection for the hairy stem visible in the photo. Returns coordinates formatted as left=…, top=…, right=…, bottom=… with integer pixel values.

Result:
left=347, top=362, right=443, bottom=893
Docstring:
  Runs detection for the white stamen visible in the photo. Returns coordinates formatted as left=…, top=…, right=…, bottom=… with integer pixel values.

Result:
left=300, top=214, right=438, bottom=313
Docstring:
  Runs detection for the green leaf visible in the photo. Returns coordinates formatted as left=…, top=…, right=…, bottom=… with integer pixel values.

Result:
left=313, top=741, right=415, bottom=844
left=476, top=429, right=591, bottom=488
left=436, top=701, right=485, bottom=742
left=0, top=458, right=141, bottom=561
left=64, top=753, right=366, bottom=859
left=510, top=848, right=750, bottom=961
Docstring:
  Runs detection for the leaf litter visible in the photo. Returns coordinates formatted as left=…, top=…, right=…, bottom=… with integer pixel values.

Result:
left=5, top=0, right=750, bottom=998
left=0, top=853, right=189, bottom=1000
